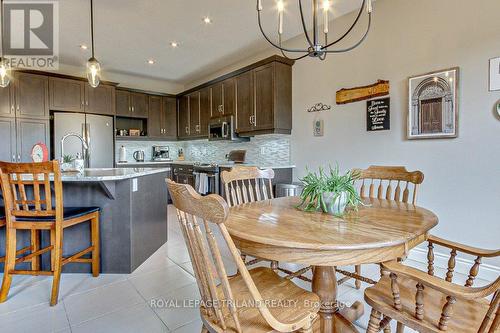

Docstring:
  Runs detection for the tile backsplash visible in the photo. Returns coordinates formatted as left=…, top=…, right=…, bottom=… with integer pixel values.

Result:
left=115, top=134, right=291, bottom=166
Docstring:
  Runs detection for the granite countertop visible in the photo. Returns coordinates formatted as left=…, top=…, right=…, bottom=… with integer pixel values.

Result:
left=61, top=168, right=171, bottom=182
left=117, top=160, right=295, bottom=169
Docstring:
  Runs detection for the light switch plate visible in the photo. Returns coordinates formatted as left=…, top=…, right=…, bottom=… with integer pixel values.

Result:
left=132, top=178, right=138, bottom=192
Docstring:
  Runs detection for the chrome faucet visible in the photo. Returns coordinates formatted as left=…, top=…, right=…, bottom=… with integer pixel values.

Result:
left=60, top=133, right=89, bottom=167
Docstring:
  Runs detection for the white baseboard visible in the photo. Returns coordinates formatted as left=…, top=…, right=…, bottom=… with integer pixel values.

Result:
left=407, top=247, right=500, bottom=282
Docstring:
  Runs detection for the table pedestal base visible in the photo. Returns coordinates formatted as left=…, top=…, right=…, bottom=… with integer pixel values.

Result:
left=312, top=266, right=364, bottom=333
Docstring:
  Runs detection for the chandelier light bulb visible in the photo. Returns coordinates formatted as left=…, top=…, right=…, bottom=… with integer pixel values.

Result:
left=367, top=0, right=373, bottom=13
left=257, top=0, right=263, bottom=11
left=277, top=0, right=284, bottom=12
left=277, top=0, right=284, bottom=34
left=323, top=0, right=330, bottom=10
left=323, top=0, right=330, bottom=33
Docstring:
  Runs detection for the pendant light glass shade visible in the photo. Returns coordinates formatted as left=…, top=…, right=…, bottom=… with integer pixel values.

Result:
left=86, top=57, right=101, bottom=88
left=0, top=57, right=10, bottom=88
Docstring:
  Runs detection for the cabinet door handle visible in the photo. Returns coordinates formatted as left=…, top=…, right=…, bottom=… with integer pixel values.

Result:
left=185, top=126, right=189, bottom=134
left=132, top=106, right=135, bottom=112
left=11, top=105, right=14, bottom=113
left=17, top=154, right=21, bottom=162
left=220, top=105, right=224, bottom=113
left=249, top=116, right=252, bottom=124
left=12, top=154, right=15, bottom=162
left=86, top=100, right=89, bottom=106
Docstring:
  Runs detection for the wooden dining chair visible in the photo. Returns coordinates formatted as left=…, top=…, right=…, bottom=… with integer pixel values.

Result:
left=346, top=166, right=425, bottom=290
left=365, top=235, right=500, bottom=333
left=0, top=161, right=100, bottom=306
left=166, top=179, right=319, bottom=333
left=220, top=166, right=278, bottom=270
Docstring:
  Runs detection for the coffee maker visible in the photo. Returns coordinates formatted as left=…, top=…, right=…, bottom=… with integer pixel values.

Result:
left=152, top=145, right=171, bottom=161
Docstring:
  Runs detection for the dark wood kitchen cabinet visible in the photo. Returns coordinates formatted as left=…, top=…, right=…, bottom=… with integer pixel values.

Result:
left=211, top=78, right=235, bottom=118
left=148, top=95, right=163, bottom=137
left=116, top=90, right=148, bottom=118
left=237, top=61, right=292, bottom=135
left=49, top=77, right=85, bottom=112
left=14, top=72, right=49, bottom=119
left=162, top=97, right=177, bottom=139
left=148, top=96, right=176, bottom=139
left=235, top=70, right=254, bottom=133
left=199, top=87, right=210, bottom=136
left=0, top=117, right=16, bottom=162
left=188, top=91, right=200, bottom=136
left=16, top=119, right=50, bottom=162
left=178, top=95, right=190, bottom=139
left=50, top=77, right=115, bottom=115
left=0, top=85, right=13, bottom=117
left=85, top=84, right=115, bottom=115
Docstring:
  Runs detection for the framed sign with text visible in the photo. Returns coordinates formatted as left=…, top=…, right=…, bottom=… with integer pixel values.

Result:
left=367, top=97, right=390, bottom=131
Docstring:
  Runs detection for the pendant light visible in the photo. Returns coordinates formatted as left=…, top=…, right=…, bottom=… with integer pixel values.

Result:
left=86, top=0, right=101, bottom=88
left=0, top=0, right=11, bottom=88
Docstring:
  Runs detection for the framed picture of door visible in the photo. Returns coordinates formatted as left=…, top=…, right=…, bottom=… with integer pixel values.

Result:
left=408, top=67, right=459, bottom=139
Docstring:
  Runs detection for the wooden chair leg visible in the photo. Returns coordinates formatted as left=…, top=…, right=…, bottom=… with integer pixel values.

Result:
left=0, top=228, right=16, bottom=303
left=50, top=228, right=63, bottom=306
left=355, top=265, right=361, bottom=289
left=50, top=229, right=55, bottom=271
left=367, top=309, right=382, bottom=333
left=91, top=214, right=100, bottom=277
left=396, top=322, right=405, bottom=333
left=30, top=229, right=40, bottom=270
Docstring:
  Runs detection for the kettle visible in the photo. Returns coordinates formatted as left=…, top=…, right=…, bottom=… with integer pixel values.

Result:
left=133, top=150, right=145, bottom=162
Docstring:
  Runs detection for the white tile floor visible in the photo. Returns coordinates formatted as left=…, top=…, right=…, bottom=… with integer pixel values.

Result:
left=0, top=205, right=487, bottom=333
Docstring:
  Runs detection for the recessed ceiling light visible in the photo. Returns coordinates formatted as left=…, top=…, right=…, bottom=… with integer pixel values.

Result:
left=79, top=44, right=88, bottom=50
left=203, top=16, right=212, bottom=24
left=147, top=59, right=155, bottom=65
left=170, top=41, right=179, bottom=48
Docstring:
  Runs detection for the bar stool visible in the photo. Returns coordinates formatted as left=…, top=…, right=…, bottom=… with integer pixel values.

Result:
left=0, top=161, right=100, bottom=306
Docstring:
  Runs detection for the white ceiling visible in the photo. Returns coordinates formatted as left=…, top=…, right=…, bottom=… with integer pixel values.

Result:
left=57, top=0, right=366, bottom=84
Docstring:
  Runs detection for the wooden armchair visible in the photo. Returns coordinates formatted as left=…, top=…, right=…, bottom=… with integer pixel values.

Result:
left=365, top=235, right=500, bottom=333
left=166, top=179, right=319, bottom=333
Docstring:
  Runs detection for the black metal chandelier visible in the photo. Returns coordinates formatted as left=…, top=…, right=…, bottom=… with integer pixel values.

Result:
left=257, top=0, right=373, bottom=61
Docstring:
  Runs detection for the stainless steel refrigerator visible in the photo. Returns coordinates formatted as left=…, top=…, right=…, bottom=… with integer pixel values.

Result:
left=53, top=112, right=114, bottom=168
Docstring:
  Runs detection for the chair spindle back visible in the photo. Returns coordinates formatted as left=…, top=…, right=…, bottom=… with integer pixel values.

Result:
left=0, top=161, right=63, bottom=225
left=221, top=166, right=274, bottom=207
left=353, top=165, right=424, bottom=205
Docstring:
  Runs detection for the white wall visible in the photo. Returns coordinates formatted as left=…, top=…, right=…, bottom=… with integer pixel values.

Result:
left=188, top=0, right=500, bottom=265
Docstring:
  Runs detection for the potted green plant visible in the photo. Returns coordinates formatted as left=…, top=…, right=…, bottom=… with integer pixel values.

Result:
left=61, top=154, right=75, bottom=172
left=297, top=165, right=362, bottom=216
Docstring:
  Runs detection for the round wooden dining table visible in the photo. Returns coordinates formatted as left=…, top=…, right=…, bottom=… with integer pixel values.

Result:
left=225, top=196, right=438, bottom=333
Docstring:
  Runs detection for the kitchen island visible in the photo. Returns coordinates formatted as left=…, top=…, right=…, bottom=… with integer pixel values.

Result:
left=0, top=168, right=171, bottom=274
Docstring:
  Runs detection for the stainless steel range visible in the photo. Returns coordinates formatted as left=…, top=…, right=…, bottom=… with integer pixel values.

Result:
left=193, top=162, right=220, bottom=195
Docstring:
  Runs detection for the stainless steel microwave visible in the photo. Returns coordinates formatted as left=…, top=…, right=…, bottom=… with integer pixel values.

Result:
left=208, top=116, right=249, bottom=141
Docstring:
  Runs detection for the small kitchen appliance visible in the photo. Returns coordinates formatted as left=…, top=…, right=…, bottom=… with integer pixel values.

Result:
left=152, top=145, right=171, bottom=161
left=118, top=146, right=127, bottom=162
left=133, top=150, right=145, bottom=162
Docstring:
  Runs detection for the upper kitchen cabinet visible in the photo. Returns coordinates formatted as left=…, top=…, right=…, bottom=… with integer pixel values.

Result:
left=210, top=78, right=235, bottom=118
left=13, top=72, right=49, bottom=119
left=148, top=95, right=176, bottom=139
left=130, top=92, right=148, bottom=118
left=148, top=95, right=163, bottom=137
left=235, top=70, right=254, bottom=133
left=198, top=87, right=210, bottom=136
left=178, top=95, right=190, bottom=139
left=0, top=85, right=14, bottom=117
left=116, top=89, right=148, bottom=118
left=162, top=96, right=177, bottom=139
left=49, top=77, right=85, bottom=112
left=85, top=84, right=115, bottom=115
left=239, top=60, right=292, bottom=135
left=188, top=91, right=200, bottom=136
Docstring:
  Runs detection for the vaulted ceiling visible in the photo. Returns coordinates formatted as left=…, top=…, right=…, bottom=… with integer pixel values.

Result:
left=58, top=0, right=366, bottom=84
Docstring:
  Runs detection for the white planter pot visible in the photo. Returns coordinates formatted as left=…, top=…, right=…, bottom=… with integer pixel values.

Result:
left=322, top=191, right=348, bottom=215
